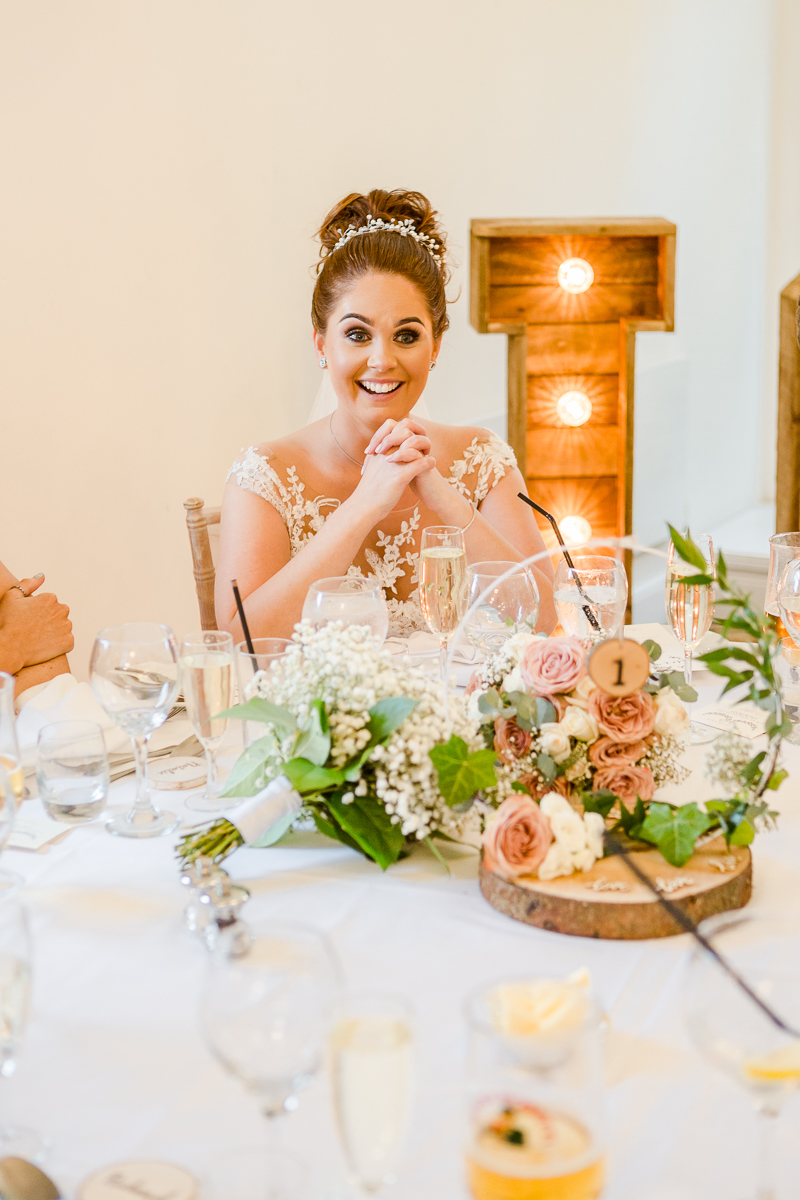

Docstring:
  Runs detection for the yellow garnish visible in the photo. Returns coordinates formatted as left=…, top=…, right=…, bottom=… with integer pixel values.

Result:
left=744, top=1041, right=800, bottom=1082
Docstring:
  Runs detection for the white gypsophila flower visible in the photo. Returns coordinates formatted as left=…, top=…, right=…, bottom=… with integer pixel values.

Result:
left=655, top=687, right=690, bottom=738
left=538, top=723, right=572, bottom=763
left=500, top=666, right=525, bottom=695
left=703, top=731, right=755, bottom=796
left=559, top=704, right=599, bottom=742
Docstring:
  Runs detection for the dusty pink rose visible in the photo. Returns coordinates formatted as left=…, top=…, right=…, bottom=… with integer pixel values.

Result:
left=527, top=774, right=572, bottom=803
left=593, top=763, right=655, bottom=809
left=519, top=637, right=587, bottom=697
left=465, top=670, right=482, bottom=697
left=494, top=717, right=532, bottom=764
left=482, top=794, right=553, bottom=879
left=588, top=689, right=656, bottom=743
left=589, top=737, right=647, bottom=769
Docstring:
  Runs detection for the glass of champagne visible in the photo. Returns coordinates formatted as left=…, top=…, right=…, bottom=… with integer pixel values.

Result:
left=419, top=525, right=467, bottom=683
left=684, top=910, right=800, bottom=1200
left=0, top=899, right=42, bottom=1161
left=553, top=556, right=627, bottom=640
left=0, top=674, right=23, bottom=809
left=464, top=563, right=540, bottom=654
left=302, top=577, right=389, bottom=643
left=0, top=763, right=20, bottom=895
left=202, top=920, right=339, bottom=1200
left=777, top=637, right=800, bottom=746
left=179, top=631, right=235, bottom=813
left=665, top=532, right=716, bottom=744
left=331, top=991, right=414, bottom=1194
left=90, top=622, right=180, bottom=838
left=235, top=638, right=291, bottom=749
left=36, top=720, right=109, bottom=824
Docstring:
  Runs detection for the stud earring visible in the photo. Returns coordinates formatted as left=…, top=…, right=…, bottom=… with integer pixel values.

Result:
left=319, top=358, right=327, bottom=368
left=430, top=361, right=436, bottom=370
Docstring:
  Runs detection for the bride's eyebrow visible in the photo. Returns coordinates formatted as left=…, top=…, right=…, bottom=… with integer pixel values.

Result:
left=395, top=317, right=423, bottom=326
left=339, top=312, right=372, bottom=324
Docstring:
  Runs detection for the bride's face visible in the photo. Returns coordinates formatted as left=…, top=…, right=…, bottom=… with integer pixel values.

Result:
left=314, top=271, right=439, bottom=426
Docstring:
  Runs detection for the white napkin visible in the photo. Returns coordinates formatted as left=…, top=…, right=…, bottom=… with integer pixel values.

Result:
left=15, top=674, right=130, bottom=771
left=400, top=631, right=483, bottom=665
left=227, top=776, right=303, bottom=845
left=624, top=622, right=723, bottom=675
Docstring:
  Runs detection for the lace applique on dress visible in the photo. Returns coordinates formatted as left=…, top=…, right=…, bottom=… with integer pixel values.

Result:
left=227, top=432, right=516, bottom=636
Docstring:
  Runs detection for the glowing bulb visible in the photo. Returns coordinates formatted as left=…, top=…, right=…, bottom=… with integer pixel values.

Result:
left=557, top=258, right=594, bottom=294
left=556, top=390, right=593, bottom=427
left=561, top=515, right=592, bottom=546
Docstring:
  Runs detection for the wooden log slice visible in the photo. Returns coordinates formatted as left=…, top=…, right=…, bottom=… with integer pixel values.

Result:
left=479, top=835, right=751, bottom=940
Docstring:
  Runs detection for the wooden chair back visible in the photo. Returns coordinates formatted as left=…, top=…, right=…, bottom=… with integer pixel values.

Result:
left=184, top=498, right=221, bottom=630
left=776, top=272, right=800, bottom=531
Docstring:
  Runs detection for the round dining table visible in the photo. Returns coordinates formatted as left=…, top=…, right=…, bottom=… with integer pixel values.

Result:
left=6, top=669, right=800, bottom=1200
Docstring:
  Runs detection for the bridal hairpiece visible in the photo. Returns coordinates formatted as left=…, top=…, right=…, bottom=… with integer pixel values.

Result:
left=331, top=215, right=442, bottom=265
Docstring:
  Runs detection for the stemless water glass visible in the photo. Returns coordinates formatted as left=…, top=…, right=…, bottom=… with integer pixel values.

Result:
left=0, top=763, right=20, bottom=895
left=202, top=920, right=339, bottom=1200
left=302, top=577, right=389, bottom=643
left=665, top=532, right=716, bottom=745
left=179, top=631, right=235, bottom=814
left=0, top=674, right=23, bottom=809
left=235, top=638, right=291, bottom=749
left=766, top=533, right=800, bottom=619
left=553, top=556, right=627, bottom=640
left=419, top=525, right=467, bottom=683
left=684, top=910, right=800, bottom=1200
left=464, top=563, right=540, bottom=654
left=331, top=991, right=414, bottom=1195
left=0, top=901, right=41, bottom=1161
left=90, top=623, right=180, bottom=838
left=35, top=720, right=109, bottom=824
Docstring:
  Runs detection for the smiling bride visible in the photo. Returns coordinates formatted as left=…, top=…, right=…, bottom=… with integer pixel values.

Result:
left=216, top=188, right=556, bottom=640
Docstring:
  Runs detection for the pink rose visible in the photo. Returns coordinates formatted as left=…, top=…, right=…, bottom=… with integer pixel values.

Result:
left=519, top=637, right=587, bottom=697
left=482, top=794, right=553, bottom=879
left=588, top=689, right=656, bottom=743
left=589, top=737, right=647, bottom=769
left=593, top=763, right=655, bottom=809
left=527, top=774, right=573, bottom=803
left=494, top=717, right=532, bottom=764
left=465, top=670, right=482, bottom=697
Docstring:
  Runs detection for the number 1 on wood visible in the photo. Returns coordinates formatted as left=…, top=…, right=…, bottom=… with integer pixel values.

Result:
left=613, top=658, right=624, bottom=686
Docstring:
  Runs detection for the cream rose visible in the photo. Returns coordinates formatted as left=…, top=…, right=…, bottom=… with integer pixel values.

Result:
left=505, top=631, right=537, bottom=665
left=538, top=723, right=572, bottom=763
left=559, top=704, right=599, bottom=742
left=566, top=675, right=598, bottom=710
left=549, top=808, right=587, bottom=853
left=655, top=688, right=690, bottom=738
left=537, top=842, right=574, bottom=881
left=536, top=793, right=604, bottom=879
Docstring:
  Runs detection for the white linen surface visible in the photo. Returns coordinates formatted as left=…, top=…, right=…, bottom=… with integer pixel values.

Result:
left=5, top=675, right=800, bottom=1200
left=15, top=674, right=130, bottom=769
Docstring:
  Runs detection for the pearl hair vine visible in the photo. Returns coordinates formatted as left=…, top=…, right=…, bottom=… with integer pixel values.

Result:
left=330, top=215, right=442, bottom=265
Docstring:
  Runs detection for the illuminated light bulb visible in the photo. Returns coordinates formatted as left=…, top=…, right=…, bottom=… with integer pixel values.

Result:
left=557, top=258, right=594, bottom=294
left=556, top=390, right=593, bottom=427
left=561, top=515, right=592, bottom=546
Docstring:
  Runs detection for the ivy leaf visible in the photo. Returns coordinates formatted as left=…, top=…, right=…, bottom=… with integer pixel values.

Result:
left=667, top=525, right=709, bottom=573
left=675, top=684, right=698, bottom=703
left=293, top=700, right=331, bottom=767
left=638, top=802, right=711, bottom=868
left=767, top=768, right=788, bottom=791
left=216, top=698, right=296, bottom=738
left=641, top=639, right=662, bottom=662
left=282, top=757, right=345, bottom=794
left=581, top=789, right=617, bottom=818
left=617, top=796, right=648, bottom=840
left=729, top=817, right=755, bottom=846
left=537, top=752, right=557, bottom=784
left=324, top=793, right=405, bottom=870
left=429, top=736, right=499, bottom=808
left=220, top=736, right=275, bottom=797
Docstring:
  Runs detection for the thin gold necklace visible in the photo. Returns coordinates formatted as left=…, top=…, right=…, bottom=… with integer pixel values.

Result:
left=329, top=414, right=363, bottom=467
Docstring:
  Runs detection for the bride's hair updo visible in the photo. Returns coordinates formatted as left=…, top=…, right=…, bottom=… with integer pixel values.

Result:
left=312, top=188, right=451, bottom=338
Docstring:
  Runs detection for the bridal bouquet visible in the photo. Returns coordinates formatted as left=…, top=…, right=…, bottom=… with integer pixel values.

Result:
left=178, top=621, right=496, bottom=870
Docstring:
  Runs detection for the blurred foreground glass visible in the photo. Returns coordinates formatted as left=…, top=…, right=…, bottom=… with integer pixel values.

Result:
left=0, top=674, right=23, bottom=809
left=180, top=631, right=235, bottom=814
left=303, top=577, right=389, bottom=644
left=331, top=991, right=413, bottom=1194
left=766, top=533, right=800, bottom=618
left=554, top=555, right=627, bottom=640
left=684, top=910, right=800, bottom=1200
left=89, top=623, right=180, bottom=838
left=35, top=720, right=109, bottom=824
left=464, top=563, right=539, bottom=654
left=665, top=533, right=716, bottom=745
left=235, top=638, right=291, bottom=749
left=0, top=763, right=21, bottom=895
left=202, top=921, right=339, bottom=1200
left=464, top=976, right=605, bottom=1200
left=419, top=525, right=467, bottom=682
left=0, top=901, right=42, bottom=1161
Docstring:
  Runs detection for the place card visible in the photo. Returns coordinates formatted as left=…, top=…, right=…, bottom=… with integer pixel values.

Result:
left=692, top=704, right=768, bottom=739
left=79, top=1161, right=198, bottom=1200
left=7, top=812, right=72, bottom=852
left=147, top=756, right=207, bottom=791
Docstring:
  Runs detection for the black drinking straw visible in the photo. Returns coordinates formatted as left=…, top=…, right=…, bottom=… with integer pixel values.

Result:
left=517, top=493, right=602, bottom=633
left=605, top=833, right=800, bottom=1038
left=231, top=579, right=255, bottom=656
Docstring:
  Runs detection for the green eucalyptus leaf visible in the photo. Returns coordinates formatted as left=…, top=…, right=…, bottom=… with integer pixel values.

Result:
left=667, top=525, right=709, bottom=573
left=537, top=752, right=557, bottom=784
left=478, top=688, right=502, bottom=719
left=641, top=639, right=662, bottom=662
left=638, top=801, right=711, bottom=868
left=367, top=696, right=419, bottom=741
left=506, top=692, right=556, bottom=730
left=765, top=716, right=792, bottom=740
left=216, top=698, right=296, bottom=737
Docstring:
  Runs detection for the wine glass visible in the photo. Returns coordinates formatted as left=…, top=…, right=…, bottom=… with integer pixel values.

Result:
left=777, top=638, right=800, bottom=747
left=777, top=556, right=800, bottom=642
left=0, top=900, right=42, bottom=1162
left=201, top=920, right=339, bottom=1200
left=89, top=623, right=180, bottom=838
left=419, top=525, right=467, bottom=683
left=179, top=631, right=235, bottom=814
left=0, top=760, right=22, bottom=896
left=464, top=563, right=539, bottom=654
left=553, top=555, right=627, bottom=640
left=302, top=577, right=389, bottom=643
left=235, top=638, right=291, bottom=749
left=665, top=533, right=716, bottom=744
left=35, top=720, right=109, bottom=824
left=684, top=910, right=800, bottom=1200
left=0, top=674, right=23, bottom=808
left=766, top=534, right=800, bottom=621
left=330, top=991, right=414, bottom=1195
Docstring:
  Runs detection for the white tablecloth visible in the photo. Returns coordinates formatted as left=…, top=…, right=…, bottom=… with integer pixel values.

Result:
left=6, top=679, right=800, bottom=1200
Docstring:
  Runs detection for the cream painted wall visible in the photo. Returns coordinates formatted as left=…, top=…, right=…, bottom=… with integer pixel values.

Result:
left=0, top=0, right=782, bottom=678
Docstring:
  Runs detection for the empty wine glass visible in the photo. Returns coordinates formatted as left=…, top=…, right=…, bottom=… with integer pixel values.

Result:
left=464, top=562, right=539, bottom=654
left=554, top=555, right=627, bottom=640
left=201, top=920, right=339, bottom=1200
left=36, top=720, right=109, bottom=824
left=419, top=525, right=467, bottom=682
left=665, top=533, right=716, bottom=744
left=303, top=577, right=389, bottom=644
left=235, top=638, right=291, bottom=749
left=0, top=674, right=23, bottom=808
left=684, top=910, right=800, bottom=1200
left=0, top=900, right=42, bottom=1162
left=179, top=631, right=235, bottom=814
left=90, top=623, right=180, bottom=838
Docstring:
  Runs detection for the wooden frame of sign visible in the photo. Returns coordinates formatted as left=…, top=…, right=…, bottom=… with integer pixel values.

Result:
left=470, top=218, right=676, bottom=617
left=775, top=270, right=800, bottom=532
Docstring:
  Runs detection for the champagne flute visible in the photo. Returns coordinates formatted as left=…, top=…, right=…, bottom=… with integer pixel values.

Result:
left=684, top=910, right=800, bottom=1200
left=554, top=555, right=627, bottom=640
left=90, top=622, right=180, bottom=838
left=302, top=577, right=389, bottom=643
left=0, top=900, right=42, bottom=1161
left=419, top=525, right=467, bottom=683
left=179, top=631, right=235, bottom=813
left=464, top=563, right=539, bottom=654
left=0, top=674, right=23, bottom=809
left=331, top=991, right=414, bottom=1195
left=665, top=532, right=716, bottom=744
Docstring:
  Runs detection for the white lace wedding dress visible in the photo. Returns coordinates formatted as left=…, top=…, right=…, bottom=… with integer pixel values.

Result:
left=227, top=431, right=516, bottom=636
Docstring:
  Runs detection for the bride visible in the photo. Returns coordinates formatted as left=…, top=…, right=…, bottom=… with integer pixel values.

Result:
left=216, top=188, right=555, bottom=640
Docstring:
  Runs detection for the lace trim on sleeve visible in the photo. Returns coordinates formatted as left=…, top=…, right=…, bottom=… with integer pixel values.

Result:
left=226, top=446, right=341, bottom=556
left=226, top=446, right=292, bottom=528
left=448, top=432, right=517, bottom=505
